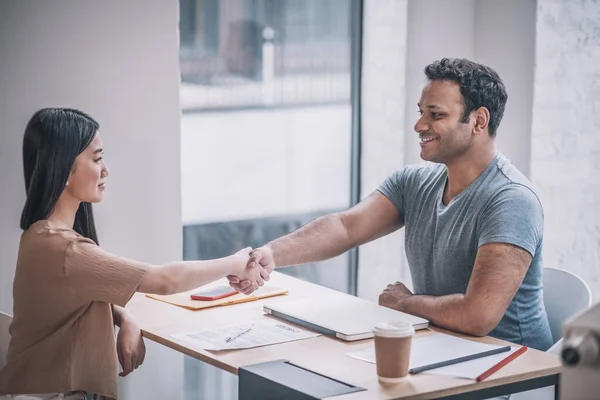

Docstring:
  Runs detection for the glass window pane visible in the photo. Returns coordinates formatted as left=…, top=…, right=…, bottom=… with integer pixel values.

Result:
left=180, top=0, right=354, bottom=295
left=179, top=1, right=355, bottom=398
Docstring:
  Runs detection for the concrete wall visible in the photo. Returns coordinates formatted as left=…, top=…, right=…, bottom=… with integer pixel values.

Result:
left=0, top=1, right=185, bottom=398
left=530, top=0, right=600, bottom=300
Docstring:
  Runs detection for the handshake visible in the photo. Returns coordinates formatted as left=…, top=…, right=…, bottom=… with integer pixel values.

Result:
left=227, top=246, right=275, bottom=295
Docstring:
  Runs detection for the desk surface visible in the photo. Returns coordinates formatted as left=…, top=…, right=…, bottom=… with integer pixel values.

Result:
left=126, top=272, right=561, bottom=400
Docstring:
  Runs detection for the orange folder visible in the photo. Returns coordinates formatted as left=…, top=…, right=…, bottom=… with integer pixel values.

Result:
left=146, top=285, right=288, bottom=310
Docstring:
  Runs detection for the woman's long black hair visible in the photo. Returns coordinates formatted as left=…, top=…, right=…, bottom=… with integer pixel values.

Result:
left=20, top=108, right=100, bottom=244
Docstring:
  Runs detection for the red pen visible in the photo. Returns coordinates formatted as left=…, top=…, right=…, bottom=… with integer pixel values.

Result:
left=476, top=346, right=528, bottom=382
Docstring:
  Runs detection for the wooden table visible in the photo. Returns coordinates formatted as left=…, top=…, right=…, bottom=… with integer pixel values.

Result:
left=126, top=272, right=561, bottom=399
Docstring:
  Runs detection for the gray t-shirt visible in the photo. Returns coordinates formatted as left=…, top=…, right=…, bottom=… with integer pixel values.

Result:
left=377, top=153, right=553, bottom=351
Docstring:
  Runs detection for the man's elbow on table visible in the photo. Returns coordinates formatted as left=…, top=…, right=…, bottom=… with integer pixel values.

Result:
left=461, top=308, right=503, bottom=337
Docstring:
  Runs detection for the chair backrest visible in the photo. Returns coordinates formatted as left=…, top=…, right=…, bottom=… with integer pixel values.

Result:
left=543, top=266, right=592, bottom=344
left=0, top=312, right=12, bottom=370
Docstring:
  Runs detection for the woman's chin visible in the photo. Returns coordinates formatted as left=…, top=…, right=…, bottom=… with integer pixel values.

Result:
left=86, top=194, right=104, bottom=203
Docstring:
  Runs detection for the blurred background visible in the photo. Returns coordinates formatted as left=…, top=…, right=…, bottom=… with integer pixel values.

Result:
left=0, top=0, right=598, bottom=399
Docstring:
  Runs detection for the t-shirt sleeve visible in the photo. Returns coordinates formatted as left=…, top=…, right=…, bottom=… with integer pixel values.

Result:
left=64, top=238, right=152, bottom=307
left=477, top=184, right=544, bottom=257
left=376, top=169, right=408, bottom=219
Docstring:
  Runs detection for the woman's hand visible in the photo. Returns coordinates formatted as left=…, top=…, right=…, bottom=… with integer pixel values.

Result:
left=228, top=247, right=271, bottom=294
left=116, top=313, right=146, bottom=377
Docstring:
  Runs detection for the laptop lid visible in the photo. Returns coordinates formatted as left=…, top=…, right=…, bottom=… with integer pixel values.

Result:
left=263, top=293, right=429, bottom=341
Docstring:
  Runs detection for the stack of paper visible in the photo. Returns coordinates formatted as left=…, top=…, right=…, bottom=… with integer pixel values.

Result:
left=171, top=318, right=320, bottom=351
left=347, top=333, right=522, bottom=380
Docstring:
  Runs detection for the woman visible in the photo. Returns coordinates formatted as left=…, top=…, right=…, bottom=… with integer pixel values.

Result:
left=0, top=108, right=266, bottom=399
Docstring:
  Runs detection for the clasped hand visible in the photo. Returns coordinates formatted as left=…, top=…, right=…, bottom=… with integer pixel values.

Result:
left=228, top=246, right=275, bottom=295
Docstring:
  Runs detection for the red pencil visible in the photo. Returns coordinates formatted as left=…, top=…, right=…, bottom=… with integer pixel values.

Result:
left=476, top=346, right=528, bottom=382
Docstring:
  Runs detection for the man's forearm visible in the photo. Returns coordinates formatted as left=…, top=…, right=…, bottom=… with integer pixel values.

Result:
left=269, top=213, right=354, bottom=268
left=399, top=294, right=496, bottom=337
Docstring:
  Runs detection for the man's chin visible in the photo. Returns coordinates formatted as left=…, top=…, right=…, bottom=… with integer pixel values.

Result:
left=420, top=151, right=440, bottom=163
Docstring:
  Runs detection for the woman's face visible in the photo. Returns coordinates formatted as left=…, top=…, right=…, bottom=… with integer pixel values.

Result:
left=66, top=133, right=109, bottom=203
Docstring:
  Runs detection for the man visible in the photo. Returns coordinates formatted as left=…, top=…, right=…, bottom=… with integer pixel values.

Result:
left=229, top=58, right=553, bottom=351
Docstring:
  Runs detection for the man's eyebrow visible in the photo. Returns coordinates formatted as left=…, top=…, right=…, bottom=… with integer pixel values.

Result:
left=417, top=103, right=443, bottom=109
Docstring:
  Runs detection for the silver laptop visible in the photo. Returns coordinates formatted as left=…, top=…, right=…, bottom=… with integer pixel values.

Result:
left=263, top=293, right=429, bottom=341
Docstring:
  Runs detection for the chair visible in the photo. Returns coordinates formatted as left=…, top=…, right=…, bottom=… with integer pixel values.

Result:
left=543, top=267, right=592, bottom=344
left=510, top=266, right=592, bottom=400
left=0, top=311, right=12, bottom=370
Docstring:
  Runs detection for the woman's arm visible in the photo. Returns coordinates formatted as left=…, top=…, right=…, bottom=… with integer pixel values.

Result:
left=112, top=304, right=146, bottom=376
left=137, top=248, right=258, bottom=295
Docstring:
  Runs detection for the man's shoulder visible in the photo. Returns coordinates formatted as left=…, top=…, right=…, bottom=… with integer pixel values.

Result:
left=393, top=161, right=446, bottom=183
left=379, top=162, right=445, bottom=193
left=485, top=154, right=542, bottom=203
left=495, top=154, right=533, bottom=187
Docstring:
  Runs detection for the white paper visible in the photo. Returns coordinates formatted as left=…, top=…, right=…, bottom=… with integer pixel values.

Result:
left=346, top=333, right=521, bottom=380
left=424, top=346, right=521, bottom=380
left=171, top=318, right=320, bottom=351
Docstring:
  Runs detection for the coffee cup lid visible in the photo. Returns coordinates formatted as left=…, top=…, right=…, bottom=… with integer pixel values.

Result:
left=373, top=321, right=415, bottom=338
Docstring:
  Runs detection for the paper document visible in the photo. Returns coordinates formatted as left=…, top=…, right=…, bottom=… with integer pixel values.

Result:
left=171, top=318, right=320, bottom=351
left=347, top=333, right=521, bottom=380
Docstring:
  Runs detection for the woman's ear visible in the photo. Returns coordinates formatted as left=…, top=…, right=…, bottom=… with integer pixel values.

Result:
left=66, top=168, right=75, bottom=188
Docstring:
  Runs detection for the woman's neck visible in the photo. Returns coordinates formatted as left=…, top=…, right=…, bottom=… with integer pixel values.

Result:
left=47, top=194, right=80, bottom=230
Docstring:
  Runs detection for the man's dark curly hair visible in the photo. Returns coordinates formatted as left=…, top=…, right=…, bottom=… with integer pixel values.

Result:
left=424, top=58, right=508, bottom=137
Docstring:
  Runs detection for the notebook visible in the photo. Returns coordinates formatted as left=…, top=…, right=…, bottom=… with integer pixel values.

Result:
left=346, top=332, right=527, bottom=380
left=263, top=293, right=429, bottom=341
left=147, top=285, right=288, bottom=310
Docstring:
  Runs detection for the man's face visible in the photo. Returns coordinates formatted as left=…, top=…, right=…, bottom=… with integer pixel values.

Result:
left=414, top=80, right=474, bottom=164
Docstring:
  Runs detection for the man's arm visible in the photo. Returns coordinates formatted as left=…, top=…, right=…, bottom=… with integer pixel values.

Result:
left=229, top=191, right=402, bottom=294
left=380, top=242, right=531, bottom=337
left=268, top=191, right=402, bottom=268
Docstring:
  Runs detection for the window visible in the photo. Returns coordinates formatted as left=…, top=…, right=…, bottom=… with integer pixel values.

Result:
left=180, top=0, right=356, bottom=293
left=178, top=1, right=360, bottom=398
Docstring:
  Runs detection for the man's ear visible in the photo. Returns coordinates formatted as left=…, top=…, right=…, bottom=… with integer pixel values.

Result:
left=472, top=107, right=490, bottom=135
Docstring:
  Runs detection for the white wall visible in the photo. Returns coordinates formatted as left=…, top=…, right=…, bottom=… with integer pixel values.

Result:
left=0, top=1, right=184, bottom=398
left=404, top=0, right=535, bottom=173
left=531, top=0, right=600, bottom=301
left=359, top=0, right=409, bottom=301
left=475, top=0, right=536, bottom=177
left=404, top=0, right=476, bottom=166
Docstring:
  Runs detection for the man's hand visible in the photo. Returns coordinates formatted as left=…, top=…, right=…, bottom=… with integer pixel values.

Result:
left=378, top=282, right=413, bottom=311
left=116, top=314, right=146, bottom=377
left=227, top=246, right=275, bottom=295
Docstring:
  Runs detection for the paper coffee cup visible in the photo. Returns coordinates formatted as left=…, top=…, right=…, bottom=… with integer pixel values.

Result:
left=373, top=321, right=414, bottom=383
